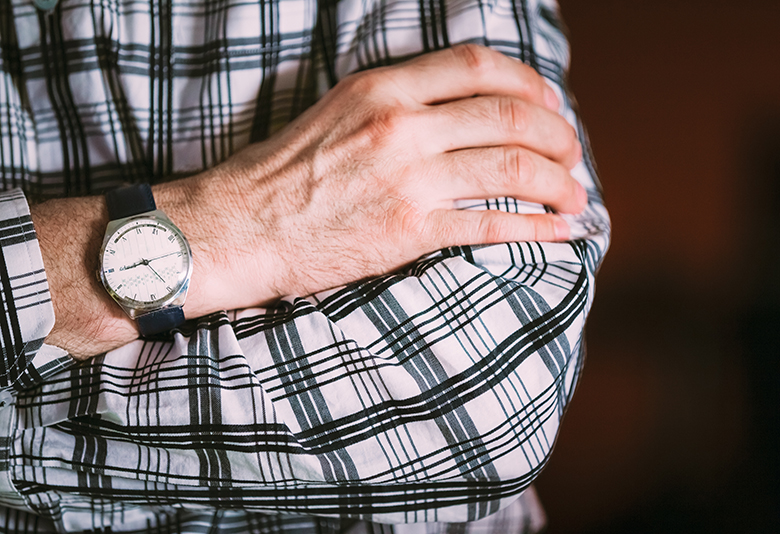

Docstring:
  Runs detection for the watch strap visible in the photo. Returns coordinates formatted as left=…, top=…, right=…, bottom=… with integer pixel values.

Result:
left=106, top=183, right=156, bottom=220
left=136, top=307, right=186, bottom=337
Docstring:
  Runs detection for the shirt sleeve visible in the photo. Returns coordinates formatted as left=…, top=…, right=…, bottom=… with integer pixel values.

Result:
left=0, top=189, right=76, bottom=391
left=0, top=0, right=609, bottom=529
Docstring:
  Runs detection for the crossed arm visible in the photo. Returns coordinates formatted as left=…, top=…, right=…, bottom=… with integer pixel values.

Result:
left=0, top=1, right=609, bottom=526
left=33, top=45, right=586, bottom=360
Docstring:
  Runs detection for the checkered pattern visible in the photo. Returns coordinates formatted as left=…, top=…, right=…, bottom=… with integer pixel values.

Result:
left=0, top=0, right=610, bottom=532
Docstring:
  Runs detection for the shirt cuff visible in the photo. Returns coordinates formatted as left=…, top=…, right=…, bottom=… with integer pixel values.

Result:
left=0, top=189, right=65, bottom=390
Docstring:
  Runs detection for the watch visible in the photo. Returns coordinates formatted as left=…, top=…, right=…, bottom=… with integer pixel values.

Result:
left=98, top=184, right=193, bottom=336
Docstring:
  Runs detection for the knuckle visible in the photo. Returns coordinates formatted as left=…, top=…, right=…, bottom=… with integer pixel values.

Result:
left=395, top=198, right=428, bottom=239
left=497, top=96, right=528, bottom=134
left=542, top=217, right=560, bottom=241
left=341, top=69, right=383, bottom=97
left=503, top=146, right=535, bottom=186
left=533, top=220, right=550, bottom=242
left=452, top=43, right=496, bottom=77
left=479, top=214, right=511, bottom=243
left=521, top=217, right=545, bottom=243
left=361, top=108, right=411, bottom=146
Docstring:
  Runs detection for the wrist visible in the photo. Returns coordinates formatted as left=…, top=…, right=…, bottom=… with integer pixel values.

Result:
left=151, top=167, right=288, bottom=317
left=31, top=196, right=138, bottom=360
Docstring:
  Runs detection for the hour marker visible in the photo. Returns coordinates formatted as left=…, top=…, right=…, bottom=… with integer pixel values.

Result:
left=168, top=235, right=175, bottom=242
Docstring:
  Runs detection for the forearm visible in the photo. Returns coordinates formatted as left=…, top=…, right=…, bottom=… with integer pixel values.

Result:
left=13, top=193, right=606, bottom=523
left=11, top=158, right=606, bottom=524
left=29, top=167, right=287, bottom=360
left=31, top=195, right=131, bottom=358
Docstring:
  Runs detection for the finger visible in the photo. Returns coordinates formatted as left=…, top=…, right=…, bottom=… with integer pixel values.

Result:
left=420, top=95, right=580, bottom=168
left=387, top=44, right=558, bottom=110
left=432, top=146, right=587, bottom=214
left=424, top=210, right=571, bottom=248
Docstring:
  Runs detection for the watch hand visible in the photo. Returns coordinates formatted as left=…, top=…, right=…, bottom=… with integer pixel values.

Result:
left=147, top=251, right=180, bottom=263
left=120, top=250, right=177, bottom=272
left=145, top=263, right=166, bottom=284
left=119, top=259, right=147, bottom=271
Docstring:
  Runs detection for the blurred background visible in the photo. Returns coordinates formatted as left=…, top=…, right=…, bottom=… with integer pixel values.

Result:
left=535, top=1, right=780, bottom=532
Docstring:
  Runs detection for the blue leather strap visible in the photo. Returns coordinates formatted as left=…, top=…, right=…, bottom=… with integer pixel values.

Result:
left=136, top=307, right=186, bottom=337
left=106, top=183, right=156, bottom=220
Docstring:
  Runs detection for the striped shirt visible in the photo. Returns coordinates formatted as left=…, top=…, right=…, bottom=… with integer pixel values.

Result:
left=0, top=0, right=610, bottom=532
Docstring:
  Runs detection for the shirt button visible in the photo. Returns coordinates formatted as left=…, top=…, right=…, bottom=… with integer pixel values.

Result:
left=33, top=0, right=59, bottom=11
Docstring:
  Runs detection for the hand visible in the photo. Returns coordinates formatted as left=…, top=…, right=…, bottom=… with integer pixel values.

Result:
left=33, top=44, right=585, bottom=359
left=161, top=44, right=585, bottom=317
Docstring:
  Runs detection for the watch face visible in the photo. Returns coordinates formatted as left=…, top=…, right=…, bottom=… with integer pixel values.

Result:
left=100, top=215, right=192, bottom=309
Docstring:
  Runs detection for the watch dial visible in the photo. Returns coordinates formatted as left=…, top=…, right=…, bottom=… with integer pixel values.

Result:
left=101, top=218, right=190, bottom=305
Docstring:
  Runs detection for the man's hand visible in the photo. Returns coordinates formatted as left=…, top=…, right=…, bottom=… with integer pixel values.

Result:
left=33, top=44, right=585, bottom=359
left=166, top=45, right=585, bottom=316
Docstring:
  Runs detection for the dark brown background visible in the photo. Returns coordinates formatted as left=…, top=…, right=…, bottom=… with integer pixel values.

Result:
left=535, top=2, right=780, bottom=532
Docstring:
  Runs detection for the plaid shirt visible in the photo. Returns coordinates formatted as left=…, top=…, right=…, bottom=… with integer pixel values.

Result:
left=0, top=0, right=610, bottom=532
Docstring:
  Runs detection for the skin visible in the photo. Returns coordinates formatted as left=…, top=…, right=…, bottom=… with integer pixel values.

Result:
left=31, top=45, right=586, bottom=360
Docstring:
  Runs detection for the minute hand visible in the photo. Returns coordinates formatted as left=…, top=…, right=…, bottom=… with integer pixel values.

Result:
left=147, top=251, right=180, bottom=262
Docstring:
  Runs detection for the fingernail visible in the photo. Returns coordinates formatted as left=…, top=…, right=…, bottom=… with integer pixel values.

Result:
left=544, top=86, right=559, bottom=111
left=554, top=217, right=570, bottom=240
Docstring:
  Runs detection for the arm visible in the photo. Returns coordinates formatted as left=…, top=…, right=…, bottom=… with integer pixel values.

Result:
left=1, top=0, right=609, bottom=527
left=30, top=45, right=585, bottom=359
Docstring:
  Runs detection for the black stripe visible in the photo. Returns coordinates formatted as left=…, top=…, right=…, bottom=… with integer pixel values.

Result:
left=249, top=0, right=280, bottom=143
left=0, top=240, right=24, bottom=386
left=52, top=8, right=92, bottom=194
left=165, top=0, right=174, bottom=176
left=38, top=12, right=73, bottom=196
